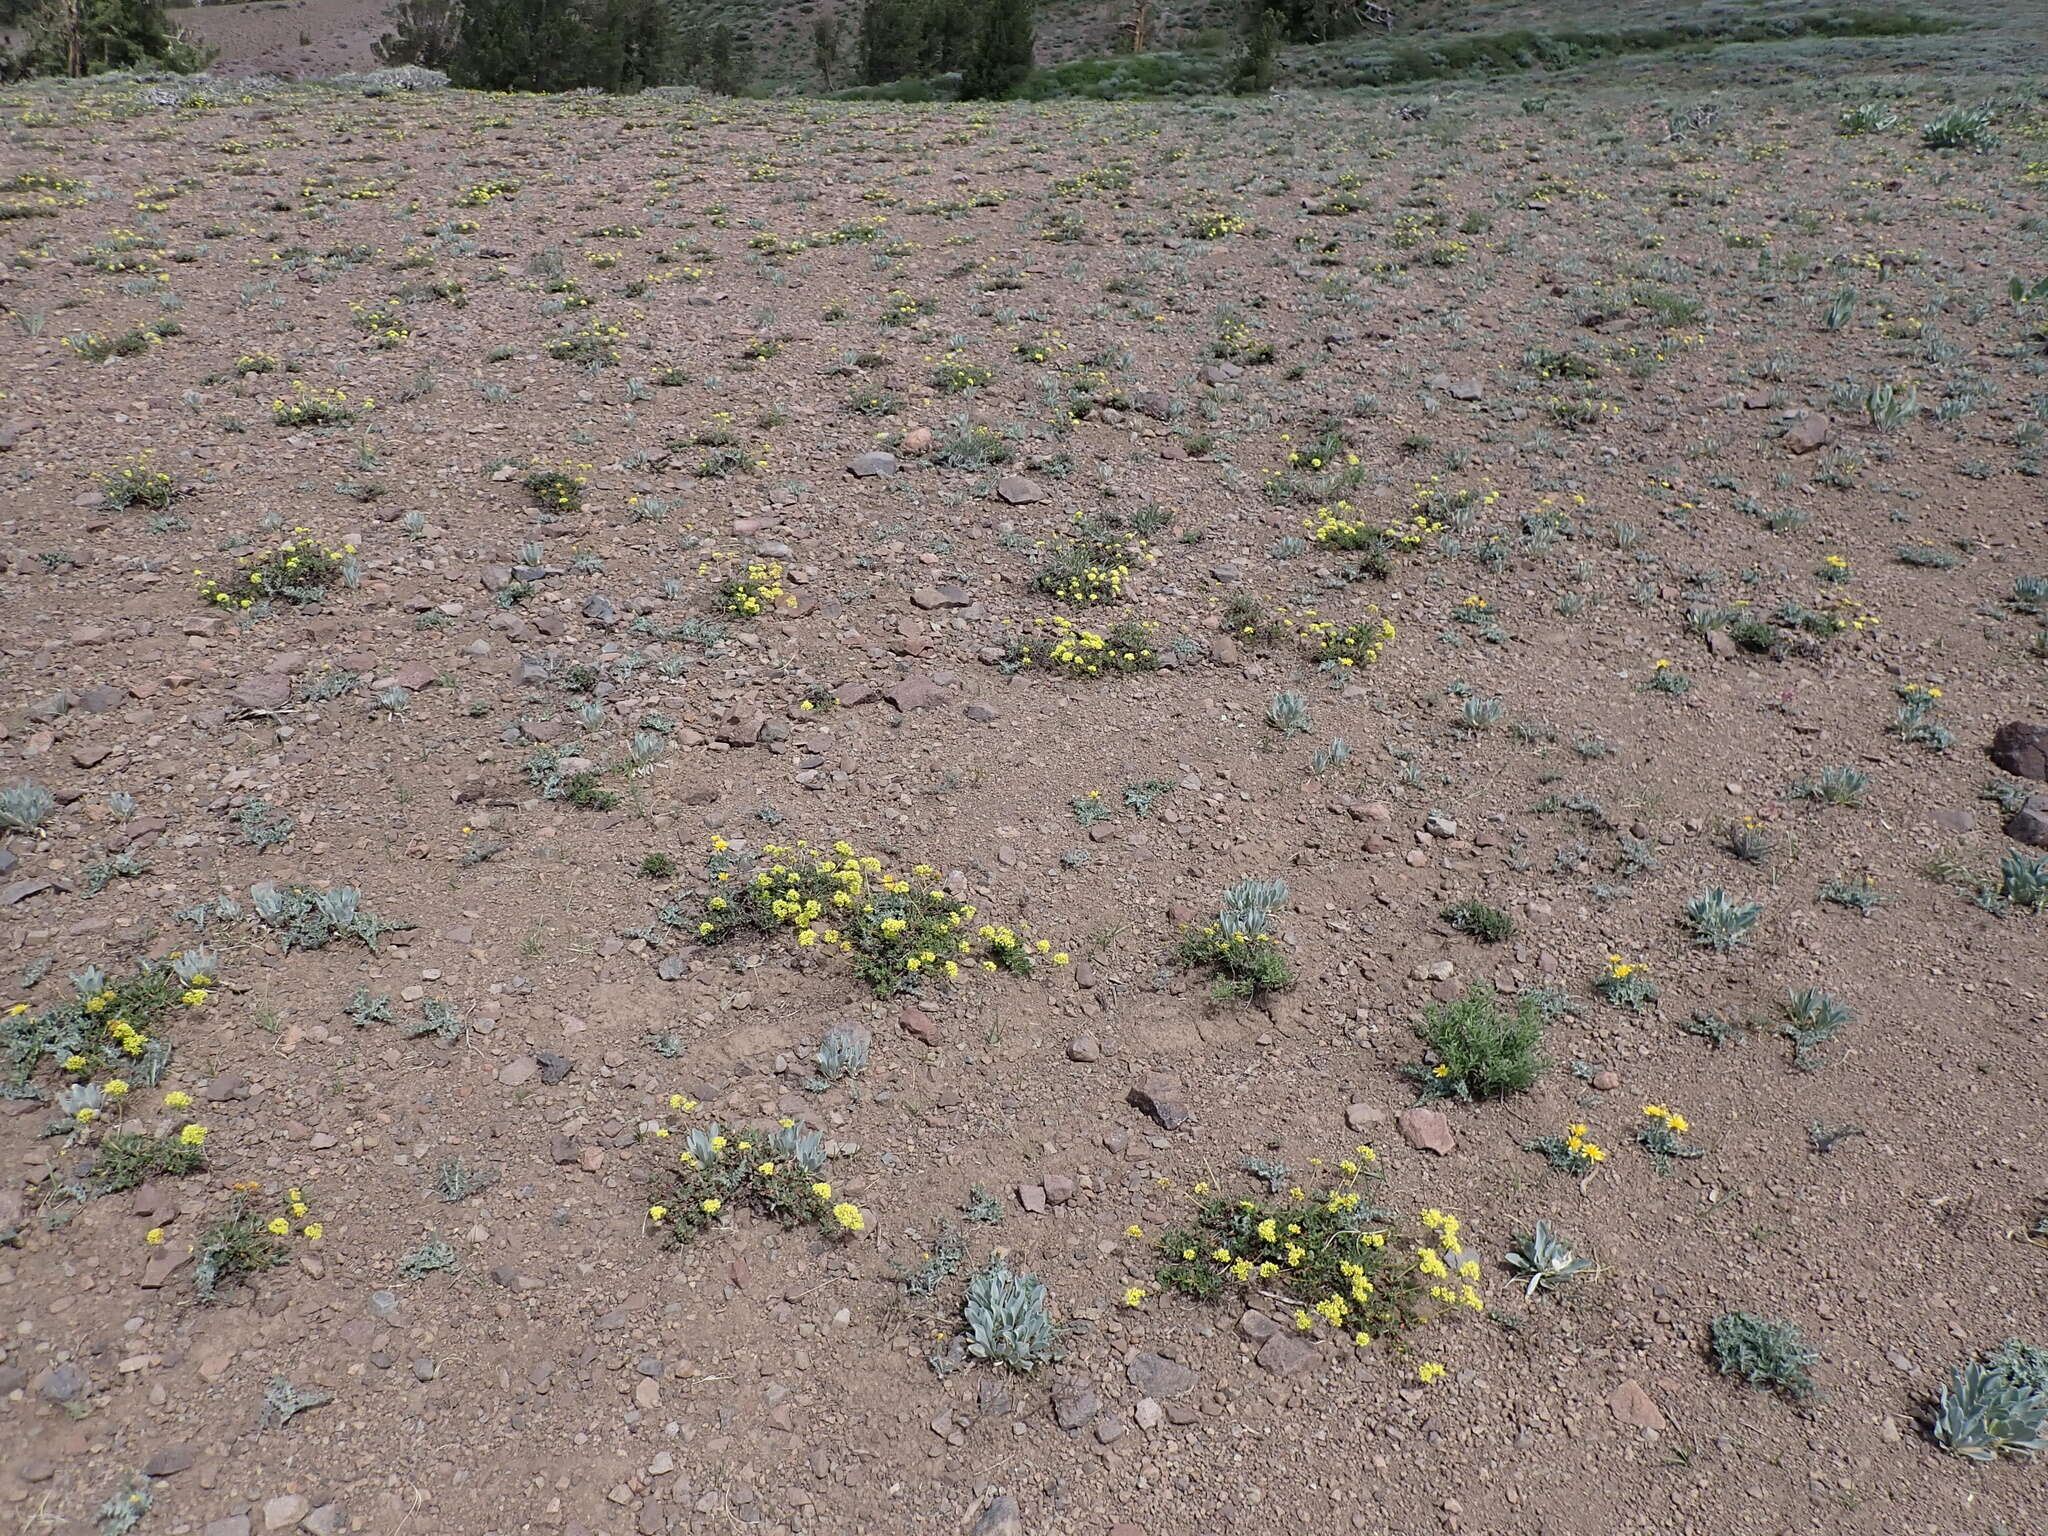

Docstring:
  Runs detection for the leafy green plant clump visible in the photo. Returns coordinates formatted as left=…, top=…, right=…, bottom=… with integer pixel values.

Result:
left=1710, top=1310, right=1817, bottom=1399
left=1175, top=878, right=1293, bottom=1000
left=645, top=1121, right=862, bottom=1245
left=1404, top=983, right=1545, bottom=1101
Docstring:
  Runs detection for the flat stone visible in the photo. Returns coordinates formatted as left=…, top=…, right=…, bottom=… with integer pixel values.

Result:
left=996, top=475, right=1045, bottom=504
left=1255, top=1333, right=1316, bottom=1377
left=1126, top=1351, right=1196, bottom=1399
left=910, top=583, right=970, bottom=609
left=1396, top=1107, right=1456, bottom=1155
left=1784, top=414, right=1834, bottom=454
left=885, top=676, right=949, bottom=712
left=263, top=1494, right=310, bottom=1531
left=232, top=673, right=292, bottom=713
left=848, top=451, right=897, bottom=478
left=1344, top=1102, right=1385, bottom=1131
left=1608, top=1378, right=1668, bottom=1432
left=144, top=1445, right=196, bottom=1478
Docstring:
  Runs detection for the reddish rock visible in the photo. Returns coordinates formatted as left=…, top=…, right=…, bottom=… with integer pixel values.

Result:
left=1396, top=1106, right=1457, bottom=1155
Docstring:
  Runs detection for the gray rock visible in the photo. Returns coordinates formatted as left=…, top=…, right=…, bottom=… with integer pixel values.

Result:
left=1126, top=1351, right=1196, bottom=1399
left=535, top=1051, right=574, bottom=1085
left=972, top=1495, right=1023, bottom=1536
left=1051, top=1382, right=1100, bottom=1430
left=580, top=594, right=617, bottom=625
left=911, top=583, right=971, bottom=609
left=996, top=475, right=1045, bottom=504
left=848, top=451, right=898, bottom=478
left=232, top=673, right=292, bottom=713
left=367, top=1289, right=403, bottom=1323
left=1066, top=1034, right=1101, bottom=1063
left=1256, top=1334, right=1316, bottom=1376
left=33, top=1362, right=89, bottom=1403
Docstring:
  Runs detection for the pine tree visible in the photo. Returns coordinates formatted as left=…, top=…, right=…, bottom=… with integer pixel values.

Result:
left=20, top=0, right=208, bottom=77
left=1230, top=3, right=1280, bottom=93
left=811, top=11, right=842, bottom=89
left=960, top=0, right=1033, bottom=99
left=447, top=0, right=585, bottom=92
left=373, top=0, right=461, bottom=70
left=857, top=0, right=923, bottom=85
left=920, top=0, right=976, bottom=76
left=581, top=0, right=670, bottom=92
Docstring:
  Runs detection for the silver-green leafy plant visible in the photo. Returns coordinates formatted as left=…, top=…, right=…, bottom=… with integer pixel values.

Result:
left=1920, top=104, right=1998, bottom=151
left=1932, top=1341, right=2048, bottom=1461
left=1310, top=737, right=1351, bottom=776
left=0, top=780, right=56, bottom=835
left=1684, top=887, right=1762, bottom=952
left=1502, top=1220, right=1594, bottom=1298
left=963, top=1258, right=1058, bottom=1373
left=1710, top=1310, right=1817, bottom=1399
left=813, top=1025, right=870, bottom=1084
left=95, top=1477, right=153, bottom=1536
left=1780, top=987, right=1853, bottom=1071
left=1267, top=690, right=1311, bottom=736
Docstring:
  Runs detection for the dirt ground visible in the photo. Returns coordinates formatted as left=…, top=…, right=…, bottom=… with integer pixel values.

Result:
left=2, top=37, right=2047, bottom=1536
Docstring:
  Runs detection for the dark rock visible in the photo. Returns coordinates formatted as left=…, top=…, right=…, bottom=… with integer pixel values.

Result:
left=972, top=1495, right=1023, bottom=1536
left=2007, top=798, right=2048, bottom=849
left=535, top=1051, right=574, bottom=1085
left=1989, top=721, right=2048, bottom=782
left=1127, top=1071, right=1191, bottom=1130
left=996, top=475, right=1045, bottom=505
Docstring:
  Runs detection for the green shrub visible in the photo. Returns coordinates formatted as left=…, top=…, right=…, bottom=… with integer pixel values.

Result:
left=1404, top=984, right=1545, bottom=1102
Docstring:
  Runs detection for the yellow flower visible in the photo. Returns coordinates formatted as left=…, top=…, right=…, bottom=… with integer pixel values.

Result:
left=179, top=1123, right=207, bottom=1146
left=267, top=1217, right=290, bottom=1236
left=145, top=1227, right=165, bottom=1245
left=1417, top=1361, right=1446, bottom=1384
left=832, top=1202, right=865, bottom=1232
left=1125, top=1224, right=1143, bottom=1239
left=701, top=1198, right=722, bottom=1214
left=811, top=1182, right=832, bottom=1200
left=302, top=1224, right=323, bottom=1241
left=648, top=1206, right=668, bottom=1220
left=161, top=1090, right=191, bottom=1109
left=757, top=1162, right=775, bottom=1176
left=1123, top=1287, right=1146, bottom=1308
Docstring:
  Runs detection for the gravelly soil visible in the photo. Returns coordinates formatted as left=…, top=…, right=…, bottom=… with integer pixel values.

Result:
left=1, top=58, right=2046, bottom=1536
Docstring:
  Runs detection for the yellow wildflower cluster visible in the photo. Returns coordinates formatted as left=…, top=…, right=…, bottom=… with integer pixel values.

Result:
left=1641, top=1104, right=1691, bottom=1135
left=271, top=382, right=368, bottom=426
left=691, top=839, right=1063, bottom=997
left=710, top=559, right=796, bottom=619
left=1305, top=502, right=1441, bottom=554
left=1003, top=616, right=1162, bottom=678
left=196, top=531, right=351, bottom=611
left=1305, top=611, right=1396, bottom=668
left=1153, top=1159, right=1480, bottom=1353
